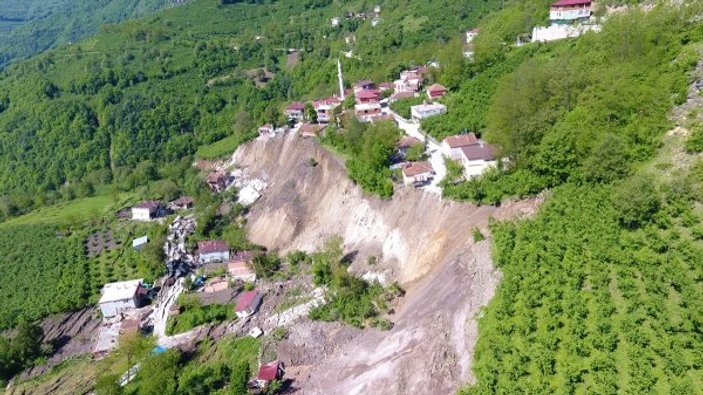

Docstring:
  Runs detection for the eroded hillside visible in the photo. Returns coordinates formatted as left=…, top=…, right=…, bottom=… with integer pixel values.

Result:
left=229, top=134, right=540, bottom=393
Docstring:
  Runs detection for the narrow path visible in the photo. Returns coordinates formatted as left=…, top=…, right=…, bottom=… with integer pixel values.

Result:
left=391, top=111, right=447, bottom=194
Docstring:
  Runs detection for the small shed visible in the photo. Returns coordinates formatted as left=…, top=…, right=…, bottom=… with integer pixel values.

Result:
left=256, top=361, right=285, bottom=388
left=132, top=236, right=148, bottom=250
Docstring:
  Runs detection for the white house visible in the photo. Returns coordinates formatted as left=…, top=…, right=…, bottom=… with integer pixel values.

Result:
left=228, top=251, right=257, bottom=283
left=441, top=133, right=479, bottom=160
left=313, top=98, right=341, bottom=123
left=198, top=240, right=230, bottom=264
left=98, top=279, right=145, bottom=318
left=131, top=201, right=162, bottom=221
left=235, top=290, right=263, bottom=319
left=459, top=143, right=497, bottom=178
left=401, top=161, right=434, bottom=187
left=354, top=102, right=383, bottom=122
left=410, top=103, right=447, bottom=121
left=550, top=0, right=593, bottom=24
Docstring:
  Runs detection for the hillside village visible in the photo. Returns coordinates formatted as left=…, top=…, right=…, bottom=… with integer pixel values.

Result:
left=7, top=0, right=599, bottom=391
left=3, top=0, right=703, bottom=393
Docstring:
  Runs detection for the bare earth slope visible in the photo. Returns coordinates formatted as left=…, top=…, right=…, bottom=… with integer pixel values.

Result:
left=232, top=134, right=540, bottom=393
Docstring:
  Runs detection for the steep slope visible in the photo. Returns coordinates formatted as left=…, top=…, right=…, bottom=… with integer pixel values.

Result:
left=229, top=134, right=540, bottom=393
left=235, top=133, right=537, bottom=283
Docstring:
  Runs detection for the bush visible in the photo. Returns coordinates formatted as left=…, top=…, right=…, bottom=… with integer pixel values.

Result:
left=472, top=227, right=485, bottom=242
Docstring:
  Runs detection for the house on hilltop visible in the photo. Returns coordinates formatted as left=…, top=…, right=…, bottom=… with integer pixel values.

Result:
left=441, top=133, right=479, bottom=160
left=459, top=143, right=497, bottom=178
left=285, top=102, right=306, bottom=122
left=198, top=240, right=230, bottom=264
left=313, top=97, right=341, bottom=123
left=550, top=0, right=593, bottom=24
left=98, top=279, right=146, bottom=317
left=426, top=84, right=447, bottom=100
left=401, top=161, right=434, bottom=187
left=410, top=103, right=446, bottom=121
left=131, top=201, right=164, bottom=221
left=171, top=196, right=194, bottom=210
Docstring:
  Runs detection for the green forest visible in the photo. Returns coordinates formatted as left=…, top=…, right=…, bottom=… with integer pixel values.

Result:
left=0, top=0, right=502, bottom=222
left=0, top=0, right=173, bottom=68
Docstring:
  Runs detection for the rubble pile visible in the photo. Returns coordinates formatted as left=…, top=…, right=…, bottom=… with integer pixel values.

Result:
left=230, top=168, right=269, bottom=206
left=164, top=215, right=196, bottom=277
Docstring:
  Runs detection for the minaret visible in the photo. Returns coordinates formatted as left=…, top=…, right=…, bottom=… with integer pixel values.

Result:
left=337, top=59, right=345, bottom=100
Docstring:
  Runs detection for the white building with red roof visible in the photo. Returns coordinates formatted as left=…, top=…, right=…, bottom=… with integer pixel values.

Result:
left=355, top=89, right=380, bottom=104
left=401, top=161, right=434, bottom=187
left=235, top=290, right=263, bottom=318
left=550, top=0, right=593, bottom=23
left=131, top=201, right=163, bottom=221
left=313, top=97, right=341, bottom=123
left=441, top=133, right=479, bottom=160
left=198, top=240, right=230, bottom=264
left=354, top=80, right=375, bottom=93
left=228, top=251, right=257, bottom=282
left=285, top=102, right=306, bottom=122
left=426, top=84, right=447, bottom=100
left=460, top=143, right=497, bottom=178
left=354, top=102, right=383, bottom=122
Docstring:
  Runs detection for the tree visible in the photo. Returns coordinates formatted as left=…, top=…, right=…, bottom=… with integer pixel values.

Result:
left=229, top=361, right=250, bottom=395
left=136, top=350, right=181, bottom=395
left=612, top=175, right=660, bottom=228
left=252, top=253, right=281, bottom=278
left=305, top=102, right=317, bottom=123
left=95, top=373, right=123, bottom=395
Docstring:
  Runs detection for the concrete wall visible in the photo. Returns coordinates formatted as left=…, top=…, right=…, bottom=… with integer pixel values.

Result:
left=200, top=250, right=230, bottom=264
left=131, top=208, right=152, bottom=221
left=531, top=24, right=601, bottom=43
left=100, top=298, right=137, bottom=317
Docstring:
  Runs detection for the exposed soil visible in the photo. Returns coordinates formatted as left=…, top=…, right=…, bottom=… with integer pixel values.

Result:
left=21, top=308, right=101, bottom=379
left=230, top=133, right=542, bottom=393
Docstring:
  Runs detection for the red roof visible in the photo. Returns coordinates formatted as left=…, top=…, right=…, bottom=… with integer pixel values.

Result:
left=427, top=84, right=447, bottom=94
left=356, top=89, right=380, bottom=100
left=235, top=290, right=261, bottom=312
left=391, top=91, right=416, bottom=100
left=397, top=136, right=423, bottom=149
left=231, top=250, right=255, bottom=263
left=402, top=162, right=434, bottom=177
left=257, top=361, right=282, bottom=381
left=135, top=201, right=161, bottom=210
left=198, top=240, right=229, bottom=255
left=552, top=0, right=591, bottom=6
left=286, top=102, right=305, bottom=111
left=460, top=144, right=495, bottom=161
left=443, top=134, right=478, bottom=148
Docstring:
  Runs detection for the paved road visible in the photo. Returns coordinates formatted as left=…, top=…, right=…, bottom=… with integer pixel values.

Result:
left=392, top=112, right=447, bottom=194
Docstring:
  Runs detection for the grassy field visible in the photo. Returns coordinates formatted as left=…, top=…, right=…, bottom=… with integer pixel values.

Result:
left=195, top=132, right=257, bottom=160
left=0, top=191, right=135, bottom=228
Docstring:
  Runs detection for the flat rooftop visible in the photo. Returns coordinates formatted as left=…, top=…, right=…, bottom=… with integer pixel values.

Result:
left=99, top=279, right=143, bottom=304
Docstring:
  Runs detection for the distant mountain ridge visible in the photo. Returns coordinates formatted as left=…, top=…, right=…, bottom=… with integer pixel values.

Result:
left=0, top=0, right=177, bottom=68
